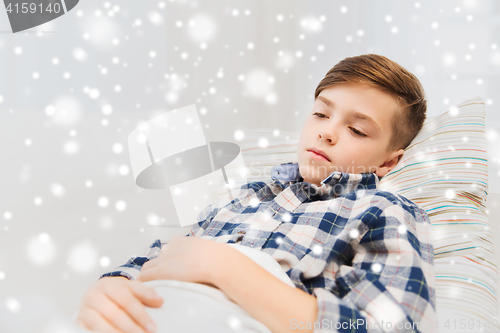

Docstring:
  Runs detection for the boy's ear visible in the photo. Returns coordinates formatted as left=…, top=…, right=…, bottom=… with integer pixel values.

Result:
left=375, top=148, right=405, bottom=178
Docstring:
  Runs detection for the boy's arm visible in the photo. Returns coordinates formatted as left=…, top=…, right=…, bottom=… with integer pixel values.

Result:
left=208, top=245, right=318, bottom=333
left=136, top=235, right=319, bottom=333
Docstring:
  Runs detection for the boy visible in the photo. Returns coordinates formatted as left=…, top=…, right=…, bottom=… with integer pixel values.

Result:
left=75, top=54, right=436, bottom=333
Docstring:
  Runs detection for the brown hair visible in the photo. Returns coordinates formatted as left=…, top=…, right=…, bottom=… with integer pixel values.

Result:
left=314, top=54, right=426, bottom=152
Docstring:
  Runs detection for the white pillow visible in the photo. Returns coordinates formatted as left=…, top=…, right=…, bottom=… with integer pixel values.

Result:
left=219, top=96, right=498, bottom=331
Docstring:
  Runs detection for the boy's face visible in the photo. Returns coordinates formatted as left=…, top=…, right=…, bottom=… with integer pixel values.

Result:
left=297, top=83, right=405, bottom=187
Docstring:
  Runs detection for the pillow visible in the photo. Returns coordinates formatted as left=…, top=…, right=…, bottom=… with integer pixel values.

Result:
left=218, top=96, right=498, bottom=330
left=379, top=96, right=497, bottom=328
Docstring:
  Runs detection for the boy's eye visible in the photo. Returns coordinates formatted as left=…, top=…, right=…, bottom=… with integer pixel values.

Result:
left=350, top=127, right=367, bottom=137
left=313, top=113, right=367, bottom=137
left=313, top=112, right=327, bottom=118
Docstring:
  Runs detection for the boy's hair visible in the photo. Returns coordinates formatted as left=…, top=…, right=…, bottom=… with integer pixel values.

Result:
left=314, top=54, right=426, bottom=152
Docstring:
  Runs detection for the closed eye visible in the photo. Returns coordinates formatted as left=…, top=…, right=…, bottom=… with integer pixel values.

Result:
left=313, top=112, right=327, bottom=118
left=350, top=127, right=367, bottom=137
left=314, top=113, right=367, bottom=137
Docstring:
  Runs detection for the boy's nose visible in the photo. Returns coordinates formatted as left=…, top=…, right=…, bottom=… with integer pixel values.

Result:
left=319, top=120, right=339, bottom=144
left=319, top=130, right=337, bottom=144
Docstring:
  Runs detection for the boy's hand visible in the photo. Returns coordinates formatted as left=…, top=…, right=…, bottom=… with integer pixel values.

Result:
left=137, top=235, right=221, bottom=288
left=74, top=276, right=163, bottom=333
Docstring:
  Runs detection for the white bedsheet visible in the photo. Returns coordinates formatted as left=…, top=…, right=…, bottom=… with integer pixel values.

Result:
left=0, top=244, right=295, bottom=333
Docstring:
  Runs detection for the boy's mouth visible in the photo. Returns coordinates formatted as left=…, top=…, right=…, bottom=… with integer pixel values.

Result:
left=307, top=148, right=331, bottom=162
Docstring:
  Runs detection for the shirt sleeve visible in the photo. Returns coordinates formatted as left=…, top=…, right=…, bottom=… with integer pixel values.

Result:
left=312, top=201, right=437, bottom=333
left=99, top=239, right=163, bottom=281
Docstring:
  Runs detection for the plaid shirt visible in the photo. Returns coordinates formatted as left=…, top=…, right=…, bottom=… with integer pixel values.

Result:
left=101, top=162, right=437, bottom=333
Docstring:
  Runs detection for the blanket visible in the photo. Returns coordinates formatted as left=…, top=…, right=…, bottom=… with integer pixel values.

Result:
left=1, top=243, right=294, bottom=333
